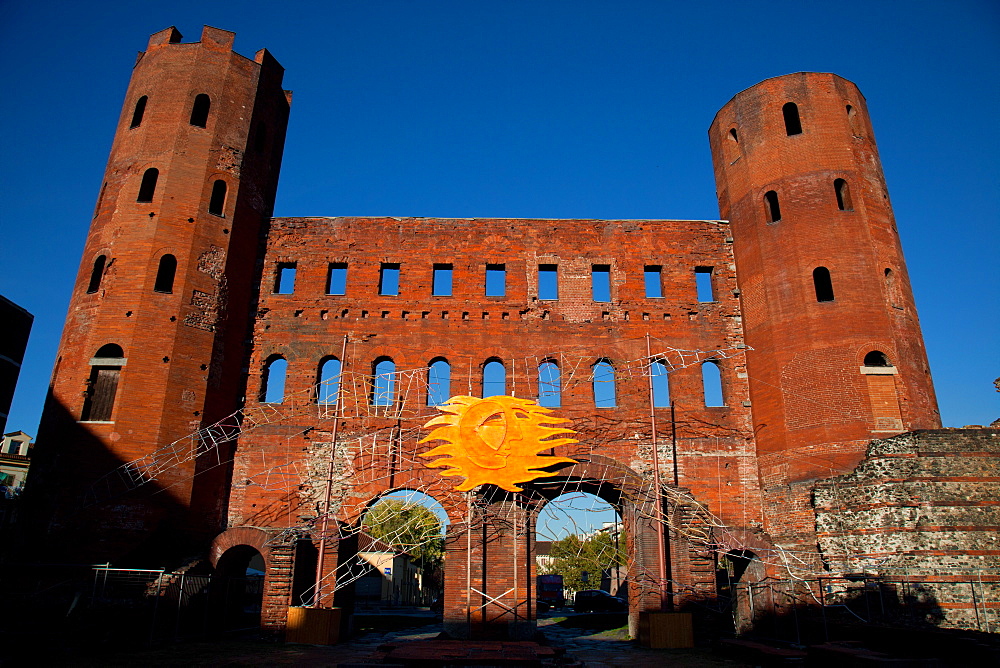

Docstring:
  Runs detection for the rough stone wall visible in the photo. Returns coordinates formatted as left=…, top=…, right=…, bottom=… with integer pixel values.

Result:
left=813, top=429, right=1000, bottom=630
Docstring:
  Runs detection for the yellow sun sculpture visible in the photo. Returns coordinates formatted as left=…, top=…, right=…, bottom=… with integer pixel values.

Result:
left=419, top=395, right=579, bottom=492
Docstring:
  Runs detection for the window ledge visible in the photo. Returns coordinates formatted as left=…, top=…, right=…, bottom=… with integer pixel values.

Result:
left=861, top=366, right=897, bottom=375
left=89, top=357, right=127, bottom=367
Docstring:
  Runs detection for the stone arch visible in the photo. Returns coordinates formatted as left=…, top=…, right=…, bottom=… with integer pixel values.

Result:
left=210, top=526, right=274, bottom=567
left=339, top=477, right=468, bottom=532
left=208, top=528, right=273, bottom=632
left=209, top=527, right=295, bottom=632
left=525, top=456, right=659, bottom=606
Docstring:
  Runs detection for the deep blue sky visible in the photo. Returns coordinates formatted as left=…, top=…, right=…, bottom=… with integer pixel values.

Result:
left=2, top=1, right=997, bottom=434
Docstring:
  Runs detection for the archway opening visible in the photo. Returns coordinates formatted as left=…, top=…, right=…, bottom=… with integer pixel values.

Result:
left=716, top=549, right=764, bottom=635
left=213, top=545, right=265, bottom=632
left=356, top=489, right=449, bottom=609
left=536, top=491, right=627, bottom=611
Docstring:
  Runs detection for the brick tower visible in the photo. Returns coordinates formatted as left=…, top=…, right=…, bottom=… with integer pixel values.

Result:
left=709, top=73, right=940, bottom=544
left=29, top=26, right=290, bottom=564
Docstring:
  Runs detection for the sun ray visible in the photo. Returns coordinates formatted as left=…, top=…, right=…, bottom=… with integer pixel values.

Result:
left=419, top=395, right=578, bottom=492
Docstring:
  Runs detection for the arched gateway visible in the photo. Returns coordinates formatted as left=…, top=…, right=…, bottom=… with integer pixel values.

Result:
left=27, top=30, right=943, bottom=641
left=221, top=356, right=762, bottom=639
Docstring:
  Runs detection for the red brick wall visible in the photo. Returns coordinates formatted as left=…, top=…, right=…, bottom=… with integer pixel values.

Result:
left=709, top=74, right=941, bottom=539
left=26, top=34, right=952, bottom=639
left=30, top=26, right=289, bottom=563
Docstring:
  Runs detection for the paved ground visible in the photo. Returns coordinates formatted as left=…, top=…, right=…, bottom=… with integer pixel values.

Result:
left=536, top=616, right=749, bottom=667
left=62, top=615, right=751, bottom=667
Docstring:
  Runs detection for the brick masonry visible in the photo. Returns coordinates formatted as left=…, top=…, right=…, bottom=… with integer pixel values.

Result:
left=25, top=28, right=994, bottom=639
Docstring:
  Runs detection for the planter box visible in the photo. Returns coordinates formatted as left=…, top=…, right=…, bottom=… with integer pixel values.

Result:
left=638, top=611, right=693, bottom=648
left=285, top=606, right=341, bottom=645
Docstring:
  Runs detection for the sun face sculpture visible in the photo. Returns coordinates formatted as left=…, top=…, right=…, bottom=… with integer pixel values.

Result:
left=419, top=395, right=578, bottom=492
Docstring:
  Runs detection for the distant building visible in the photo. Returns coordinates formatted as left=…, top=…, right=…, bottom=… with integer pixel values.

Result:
left=356, top=533, right=425, bottom=606
left=535, top=541, right=554, bottom=572
left=0, top=431, right=33, bottom=529
left=0, top=295, right=33, bottom=434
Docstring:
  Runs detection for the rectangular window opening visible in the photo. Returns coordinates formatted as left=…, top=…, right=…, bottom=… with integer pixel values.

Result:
left=326, top=262, right=347, bottom=295
left=538, top=264, right=558, bottom=300
left=81, top=367, right=120, bottom=422
left=432, top=263, right=453, bottom=297
left=379, top=263, right=400, bottom=296
left=591, top=264, right=611, bottom=302
left=274, top=262, right=296, bottom=294
left=695, top=267, right=715, bottom=302
left=644, top=265, right=663, bottom=299
left=485, top=263, right=506, bottom=297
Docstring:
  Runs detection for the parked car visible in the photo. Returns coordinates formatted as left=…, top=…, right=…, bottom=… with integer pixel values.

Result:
left=573, top=590, right=627, bottom=613
left=535, top=599, right=551, bottom=614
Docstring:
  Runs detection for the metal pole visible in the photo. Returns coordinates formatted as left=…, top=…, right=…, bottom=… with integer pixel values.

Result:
left=979, top=570, right=991, bottom=633
left=467, top=492, right=472, bottom=634
left=818, top=578, right=829, bottom=641
left=313, top=334, right=349, bottom=608
left=645, top=333, right=669, bottom=611
left=970, top=581, right=982, bottom=632
left=614, top=515, right=620, bottom=595
left=175, top=572, right=186, bottom=640
left=513, top=501, right=518, bottom=625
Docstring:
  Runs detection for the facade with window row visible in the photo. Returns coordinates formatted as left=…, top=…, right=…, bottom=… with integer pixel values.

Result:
left=26, top=27, right=963, bottom=637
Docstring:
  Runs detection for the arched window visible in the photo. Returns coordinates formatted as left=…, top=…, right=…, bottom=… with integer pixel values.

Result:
left=650, top=360, right=670, bottom=408
left=261, top=356, right=287, bottom=404
left=427, top=358, right=451, bottom=406
left=702, top=360, right=724, bottom=407
left=813, top=267, right=834, bottom=302
left=87, top=255, right=107, bottom=294
left=316, top=357, right=341, bottom=405
left=190, top=94, right=211, bottom=128
left=863, top=351, right=893, bottom=367
left=137, top=168, right=158, bottom=203
left=95, top=343, right=124, bottom=358
left=834, top=178, right=853, bottom=211
left=728, top=127, right=739, bottom=143
left=154, top=254, right=177, bottom=293
left=81, top=344, right=125, bottom=422
left=208, top=179, right=227, bottom=216
left=130, top=96, right=148, bottom=129
left=538, top=360, right=561, bottom=408
left=427, top=357, right=451, bottom=406
left=372, top=358, right=395, bottom=406
left=483, top=359, right=506, bottom=398
left=846, top=104, right=861, bottom=136
left=764, top=190, right=781, bottom=223
left=782, top=102, right=802, bottom=135
left=592, top=360, right=616, bottom=408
